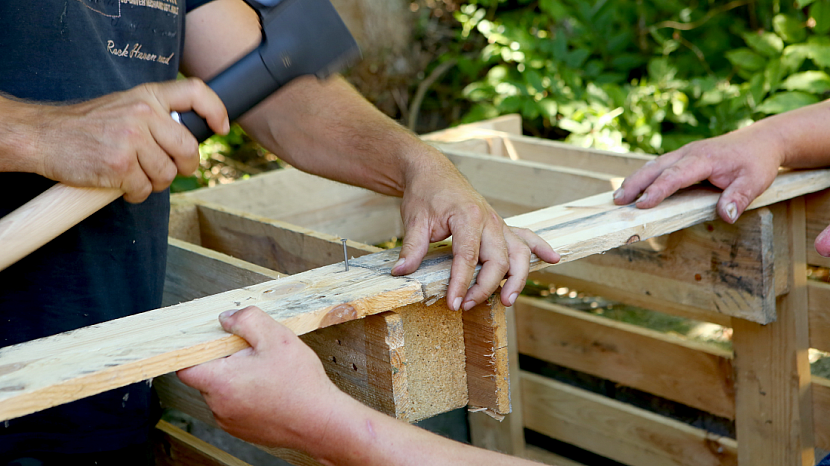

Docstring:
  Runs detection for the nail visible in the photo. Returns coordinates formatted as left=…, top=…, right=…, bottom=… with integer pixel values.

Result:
left=341, top=239, right=349, bottom=272
left=725, top=202, right=738, bottom=222
left=508, top=292, right=518, bottom=306
left=223, top=119, right=230, bottom=134
left=452, top=297, right=462, bottom=311
left=463, top=300, right=475, bottom=311
left=392, top=258, right=406, bottom=274
left=219, top=309, right=239, bottom=321
left=613, top=188, right=624, bottom=200
left=636, top=192, right=649, bottom=205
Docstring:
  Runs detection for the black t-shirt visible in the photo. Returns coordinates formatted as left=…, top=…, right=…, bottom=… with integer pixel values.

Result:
left=0, top=0, right=213, bottom=457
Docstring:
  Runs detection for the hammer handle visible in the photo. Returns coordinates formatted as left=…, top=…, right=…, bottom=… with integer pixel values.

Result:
left=0, top=185, right=121, bottom=271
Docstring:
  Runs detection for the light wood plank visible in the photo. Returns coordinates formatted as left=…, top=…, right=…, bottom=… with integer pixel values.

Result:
left=515, top=297, right=736, bottom=420
left=196, top=202, right=380, bottom=275
left=732, top=198, right=815, bottom=466
left=521, top=372, right=738, bottom=466
left=469, top=305, right=527, bottom=456
left=808, top=280, right=830, bottom=353
left=523, top=446, right=588, bottom=466
left=463, top=295, right=510, bottom=417
left=805, top=189, right=830, bottom=268
left=169, top=196, right=201, bottom=245
left=420, top=114, right=523, bottom=139
left=3, top=170, right=830, bottom=422
left=154, top=419, right=253, bottom=466
left=538, top=207, right=778, bottom=324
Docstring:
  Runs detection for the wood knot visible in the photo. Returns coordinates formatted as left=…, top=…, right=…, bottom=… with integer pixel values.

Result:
left=625, top=235, right=641, bottom=245
left=320, top=304, right=358, bottom=327
left=262, top=282, right=307, bottom=298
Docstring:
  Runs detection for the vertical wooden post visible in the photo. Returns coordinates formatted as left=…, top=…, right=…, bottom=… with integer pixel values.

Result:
left=468, top=305, right=527, bottom=456
left=732, top=199, right=815, bottom=465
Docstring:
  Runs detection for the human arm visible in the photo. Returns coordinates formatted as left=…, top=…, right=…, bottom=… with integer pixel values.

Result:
left=613, top=99, right=830, bottom=255
left=180, top=0, right=559, bottom=310
left=0, top=80, right=229, bottom=203
left=177, top=306, right=542, bottom=466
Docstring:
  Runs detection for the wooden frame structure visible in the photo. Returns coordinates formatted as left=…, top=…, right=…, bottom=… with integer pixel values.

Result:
left=2, top=115, right=830, bottom=465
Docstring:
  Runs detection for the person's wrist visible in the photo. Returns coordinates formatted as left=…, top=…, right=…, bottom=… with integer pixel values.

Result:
left=0, top=98, right=45, bottom=174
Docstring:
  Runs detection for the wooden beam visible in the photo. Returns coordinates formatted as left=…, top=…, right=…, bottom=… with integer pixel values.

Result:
left=515, top=297, right=736, bottom=420
left=805, top=189, right=830, bottom=268
left=521, top=371, right=738, bottom=466
left=154, top=419, right=253, bottom=466
left=812, top=376, right=830, bottom=451
left=195, top=202, right=380, bottom=275
left=731, top=198, right=815, bottom=466
left=3, top=169, right=829, bottom=422
left=537, top=207, right=779, bottom=324
left=463, top=295, right=509, bottom=417
left=808, top=280, right=830, bottom=353
left=469, top=305, right=527, bottom=456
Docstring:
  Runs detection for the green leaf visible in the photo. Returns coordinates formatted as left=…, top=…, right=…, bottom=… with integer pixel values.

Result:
left=525, top=70, right=546, bottom=93
left=812, top=0, right=830, bottom=34
left=725, top=48, right=767, bottom=71
left=538, top=98, right=559, bottom=120
left=742, top=32, right=784, bottom=57
left=565, top=48, right=590, bottom=68
left=749, top=72, right=766, bottom=108
left=756, top=91, right=820, bottom=114
left=170, top=175, right=202, bottom=193
left=764, top=58, right=784, bottom=94
left=522, top=99, right=540, bottom=119
left=539, top=0, right=570, bottom=19
left=611, top=54, right=646, bottom=71
left=781, top=71, right=830, bottom=93
left=498, top=95, right=524, bottom=113
left=798, top=0, right=818, bottom=7
left=773, top=14, right=807, bottom=43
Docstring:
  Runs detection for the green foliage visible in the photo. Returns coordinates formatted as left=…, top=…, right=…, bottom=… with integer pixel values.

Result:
left=452, top=0, right=830, bottom=154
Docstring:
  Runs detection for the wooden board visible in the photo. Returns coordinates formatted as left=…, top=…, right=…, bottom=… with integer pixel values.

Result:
left=515, top=297, right=736, bottom=420
left=805, top=189, right=830, bottom=268
left=537, top=207, right=779, bottom=324
left=808, top=280, right=830, bottom=353
left=521, top=371, right=738, bottom=466
left=463, top=295, right=509, bottom=417
left=3, top=169, right=830, bottom=422
left=154, top=420, right=253, bottom=466
left=196, top=202, right=380, bottom=275
left=731, top=198, right=815, bottom=466
left=812, top=376, right=830, bottom=451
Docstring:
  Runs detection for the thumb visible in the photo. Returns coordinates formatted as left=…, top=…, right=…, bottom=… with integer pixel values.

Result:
left=393, top=215, right=431, bottom=276
left=717, top=175, right=766, bottom=224
left=816, top=224, right=830, bottom=257
left=219, top=306, right=278, bottom=351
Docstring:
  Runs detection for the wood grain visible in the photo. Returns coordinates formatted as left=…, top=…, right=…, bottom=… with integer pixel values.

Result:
left=521, top=371, right=737, bottom=466
left=154, top=420, right=254, bottom=466
left=515, top=297, right=736, bottom=420
left=463, top=295, right=510, bottom=417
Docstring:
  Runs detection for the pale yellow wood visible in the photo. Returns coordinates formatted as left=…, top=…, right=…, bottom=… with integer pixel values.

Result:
left=536, top=208, right=777, bottom=324
left=463, top=295, right=510, bottom=416
left=521, top=371, right=738, bottom=466
left=469, top=305, right=527, bottom=456
left=805, top=189, right=830, bottom=268
left=808, top=280, right=830, bottom=352
left=420, top=114, right=523, bottom=139
left=154, top=420, right=254, bottom=466
left=3, top=170, right=830, bottom=422
left=515, top=296, right=736, bottom=420
left=0, top=184, right=121, bottom=271
left=169, top=196, right=202, bottom=244
left=732, top=198, right=815, bottom=466
left=195, top=202, right=380, bottom=275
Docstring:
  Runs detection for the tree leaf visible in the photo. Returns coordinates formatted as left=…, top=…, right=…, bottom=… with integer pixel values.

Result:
left=797, top=0, right=818, bottom=7
left=773, top=14, right=807, bottom=43
left=781, top=71, right=830, bottom=93
left=811, top=0, right=830, bottom=35
left=756, top=91, right=820, bottom=114
left=742, top=32, right=784, bottom=57
left=725, top=48, right=766, bottom=71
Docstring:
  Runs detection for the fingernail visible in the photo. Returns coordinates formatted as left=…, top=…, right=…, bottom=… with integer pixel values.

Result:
left=508, top=292, right=518, bottom=306
left=636, top=193, right=649, bottom=205
left=223, top=119, right=230, bottom=134
left=219, top=309, right=239, bottom=321
left=613, top=188, right=624, bottom=200
left=392, top=258, right=406, bottom=273
left=452, top=297, right=462, bottom=311
left=725, top=202, right=738, bottom=222
left=463, top=300, right=475, bottom=311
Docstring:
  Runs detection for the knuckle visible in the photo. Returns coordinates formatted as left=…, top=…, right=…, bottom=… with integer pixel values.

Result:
left=454, top=246, right=478, bottom=263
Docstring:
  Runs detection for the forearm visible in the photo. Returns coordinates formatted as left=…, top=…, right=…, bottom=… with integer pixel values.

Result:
left=0, top=94, right=43, bottom=174
left=301, top=392, right=537, bottom=466
left=753, top=99, right=830, bottom=169
left=239, top=75, right=454, bottom=197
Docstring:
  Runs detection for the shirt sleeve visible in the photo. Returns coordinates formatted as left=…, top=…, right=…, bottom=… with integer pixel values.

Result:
left=186, top=0, right=216, bottom=12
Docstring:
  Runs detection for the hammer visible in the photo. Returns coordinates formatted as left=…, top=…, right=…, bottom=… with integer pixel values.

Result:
left=0, top=0, right=359, bottom=271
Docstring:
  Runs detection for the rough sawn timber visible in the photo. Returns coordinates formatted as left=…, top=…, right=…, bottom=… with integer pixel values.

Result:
left=1, top=169, right=830, bottom=422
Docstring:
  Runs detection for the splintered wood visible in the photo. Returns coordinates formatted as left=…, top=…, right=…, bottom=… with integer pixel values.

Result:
left=2, top=169, right=830, bottom=422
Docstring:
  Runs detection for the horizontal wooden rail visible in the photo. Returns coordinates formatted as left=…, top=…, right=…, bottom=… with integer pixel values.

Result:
left=2, top=169, right=830, bottom=422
